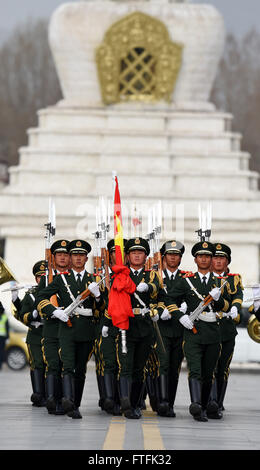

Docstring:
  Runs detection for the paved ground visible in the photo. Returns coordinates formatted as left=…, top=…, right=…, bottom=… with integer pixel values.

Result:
left=0, top=361, right=260, bottom=453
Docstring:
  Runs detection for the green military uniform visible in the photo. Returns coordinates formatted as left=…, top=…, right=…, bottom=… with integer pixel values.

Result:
left=164, top=241, right=231, bottom=422
left=104, top=237, right=160, bottom=419
left=211, top=243, right=243, bottom=416
left=38, top=239, right=70, bottom=415
left=155, top=240, right=186, bottom=417
left=98, top=238, right=127, bottom=415
left=19, top=261, right=46, bottom=406
left=37, top=240, right=105, bottom=418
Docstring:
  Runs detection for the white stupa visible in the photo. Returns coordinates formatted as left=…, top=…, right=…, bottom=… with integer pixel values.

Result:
left=0, top=0, right=259, bottom=289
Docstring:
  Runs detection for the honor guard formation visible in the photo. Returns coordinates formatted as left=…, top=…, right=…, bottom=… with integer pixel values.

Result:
left=1, top=190, right=259, bottom=424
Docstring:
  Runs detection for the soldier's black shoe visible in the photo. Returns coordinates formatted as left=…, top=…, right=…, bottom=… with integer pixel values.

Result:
left=55, top=401, right=66, bottom=415
left=45, top=375, right=56, bottom=414
left=67, top=407, right=82, bottom=419
left=207, top=408, right=223, bottom=420
left=124, top=407, right=141, bottom=419
left=31, top=393, right=46, bottom=407
left=206, top=399, right=219, bottom=415
left=165, top=406, right=176, bottom=418
left=189, top=401, right=202, bottom=418
left=157, top=401, right=170, bottom=416
left=193, top=409, right=208, bottom=422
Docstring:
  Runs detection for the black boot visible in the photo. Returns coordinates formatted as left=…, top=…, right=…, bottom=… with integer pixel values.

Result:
left=119, top=377, right=138, bottom=419
left=45, top=374, right=57, bottom=414
left=96, top=373, right=106, bottom=411
left=167, top=377, right=178, bottom=418
left=113, top=380, right=122, bottom=416
left=103, top=374, right=116, bottom=413
left=131, top=380, right=145, bottom=418
left=30, top=369, right=46, bottom=407
left=54, top=376, right=65, bottom=415
left=218, top=379, right=228, bottom=412
left=157, top=375, right=170, bottom=417
left=67, top=378, right=85, bottom=419
left=188, top=378, right=207, bottom=422
left=145, top=375, right=158, bottom=412
left=207, top=380, right=222, bottom=419
left=62, top=374, right=74, bottom=414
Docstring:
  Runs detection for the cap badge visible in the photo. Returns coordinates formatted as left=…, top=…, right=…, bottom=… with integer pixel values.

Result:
left=216, top=244, right=222, bottom=250
left=61, top=240, right=67, bottom=247
left=76, top=241, right=82, bottom=247
left=135, top=238, right=140, bottom=244
left=202, top=242, right=208, bottom=248
left=40, top=264, right=45, bottom=271
left=171, top=241, right=177, bottom=247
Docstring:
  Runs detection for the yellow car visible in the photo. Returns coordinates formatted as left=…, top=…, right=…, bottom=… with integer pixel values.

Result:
left=5, top=331, right=29, bottom=370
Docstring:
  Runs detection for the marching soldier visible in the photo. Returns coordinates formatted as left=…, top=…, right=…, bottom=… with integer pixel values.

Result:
left=19, top=261, right=47, bottom=406
left=210, top=243, right=243, bottom=417
left=38, top=239, right=70, bottom=415
left=103, top=237, right=160, bottom=419
left=164, top=241, right=231, bottom=422
left=37, top=239, right=105, bottom=419
left=98, top=238, right=127, bottom=415
left=155, top=240, right=186, bottom=417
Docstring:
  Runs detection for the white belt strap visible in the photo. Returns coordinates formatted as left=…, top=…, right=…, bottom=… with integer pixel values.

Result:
left=61, top=273, right=91, bottom=314
left=185, top=277, right=213, bottom=313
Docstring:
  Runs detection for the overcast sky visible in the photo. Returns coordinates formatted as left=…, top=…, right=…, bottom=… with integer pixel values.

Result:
left=0, top=0, right=259, bottom=41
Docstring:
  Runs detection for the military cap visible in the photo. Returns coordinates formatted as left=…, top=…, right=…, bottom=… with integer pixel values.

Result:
left=160, top=240, right=185, bottom=256
left=32, top=260, right=47, bottom=277
left=191, top=241, right=214, bottom=257
left=107, top=238, right=128, bottom=253
left=51, top=239, right=70, bottom=254
left=125, top=237, right=150, bottom=256
left=69, top=239, right=92, bottom=255
left=213, top=243, right=231, bottom=263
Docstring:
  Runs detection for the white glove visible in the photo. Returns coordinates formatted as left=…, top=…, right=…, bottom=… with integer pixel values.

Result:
left=10, top=281, right=18, bottom=302
left=136, top=282, right=149, bottom=293
left=151, top=313, right=159, bottom=323
left=161, top=308, right=171, bottom=321
left=209, top=287, right=221, bottom=301
left=254, top=300, right=260, bottom=312
left=88, top=282, right=101, bottom=299
left=229, top=306, right=238, bottom=319
left=179, top=302, right=187, bottom=314
left=179, top=314, right=194, bottom=330
left=52, top=309, right=69, bottom=322
left=102, top=326, right=109, bottom=337
left=31, top=321, right=42, bottom=328
left=32, top=309, right=38, bottom=319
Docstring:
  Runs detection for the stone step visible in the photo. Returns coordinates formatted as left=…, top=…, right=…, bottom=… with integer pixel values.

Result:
left=19, top=147, right=250, bottom=173
left=38, top=107, right=233, bottom=134
left=8, top=165, right=258, bottom=198
left=26, top=128, right=242, bottom=153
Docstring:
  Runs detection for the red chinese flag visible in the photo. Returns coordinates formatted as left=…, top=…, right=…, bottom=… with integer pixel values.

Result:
left=108, top=176, right=136, bottom=330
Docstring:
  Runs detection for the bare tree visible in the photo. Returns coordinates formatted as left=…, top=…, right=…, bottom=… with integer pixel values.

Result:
left=211, top=29, right=260, bottom=174
left=0, top=19, right=62, bottom=167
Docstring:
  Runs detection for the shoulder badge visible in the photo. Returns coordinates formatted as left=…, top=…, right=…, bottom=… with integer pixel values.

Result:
left=183, top=271, right=195, bottom=278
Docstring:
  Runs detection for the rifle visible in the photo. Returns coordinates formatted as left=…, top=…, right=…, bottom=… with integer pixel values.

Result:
left=63, top=275, right=107, bottom=321
left=189, top=279, right=228, bottom=333
left=94, top=196, right=111, bottom=292
left=44, top=198, right=58, bottom=307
